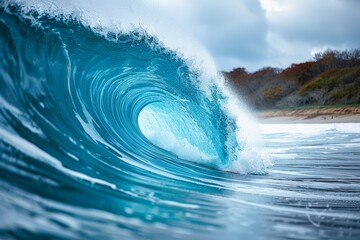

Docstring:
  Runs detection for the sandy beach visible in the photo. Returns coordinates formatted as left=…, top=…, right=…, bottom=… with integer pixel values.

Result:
left=257, top=106, right=360, bottom=124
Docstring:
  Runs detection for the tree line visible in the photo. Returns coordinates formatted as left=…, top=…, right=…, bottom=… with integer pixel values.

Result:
left=224, top=49, right=360, bottom=110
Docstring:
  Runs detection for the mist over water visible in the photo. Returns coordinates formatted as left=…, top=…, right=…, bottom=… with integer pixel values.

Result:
left=0, top=1, right=359, bottom=239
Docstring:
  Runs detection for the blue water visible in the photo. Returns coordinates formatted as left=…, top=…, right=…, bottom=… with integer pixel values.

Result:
left=1, top=2, right=360, bottom=239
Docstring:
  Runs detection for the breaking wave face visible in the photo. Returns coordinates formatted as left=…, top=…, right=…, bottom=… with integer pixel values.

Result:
left=0, top=2, right=270, bottom=239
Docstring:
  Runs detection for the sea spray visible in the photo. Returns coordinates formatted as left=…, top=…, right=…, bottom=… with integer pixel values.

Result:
left=1, top=0, right=270, bottom=173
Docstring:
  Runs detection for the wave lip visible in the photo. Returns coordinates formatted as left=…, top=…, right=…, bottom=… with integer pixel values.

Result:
left=1, top=3, right=269, bottom=174
left=0, top=2, right=274, bottom=239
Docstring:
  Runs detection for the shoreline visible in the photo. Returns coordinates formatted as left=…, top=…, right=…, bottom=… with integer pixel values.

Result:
left=257, top=106, right=360, bottom=124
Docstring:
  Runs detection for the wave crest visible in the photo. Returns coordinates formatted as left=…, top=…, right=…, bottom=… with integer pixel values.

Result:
left=0, top=3, right=270, bottom=179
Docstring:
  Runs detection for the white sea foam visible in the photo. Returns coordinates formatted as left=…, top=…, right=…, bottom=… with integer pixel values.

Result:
left=143, top=129, right=217, bottom=164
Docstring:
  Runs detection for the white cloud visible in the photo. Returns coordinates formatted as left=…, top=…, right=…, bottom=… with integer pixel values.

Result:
left=263, top=0, right=359, bottom=70
left=260, top=0, right=291, bottom=16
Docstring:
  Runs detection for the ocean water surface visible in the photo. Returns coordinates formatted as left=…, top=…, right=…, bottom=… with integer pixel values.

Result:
left=0, top=1, right=359, bottom=239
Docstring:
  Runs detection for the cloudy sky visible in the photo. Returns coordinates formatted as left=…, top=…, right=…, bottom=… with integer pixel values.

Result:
left=144, top=0, right=360, bottom=72
left=25, top=0, right=360, bottom=72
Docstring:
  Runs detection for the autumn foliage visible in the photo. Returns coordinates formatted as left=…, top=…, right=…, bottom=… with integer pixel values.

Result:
left=224, top=49, right=360, bottom=109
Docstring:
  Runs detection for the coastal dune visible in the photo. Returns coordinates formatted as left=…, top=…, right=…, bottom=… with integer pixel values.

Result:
left=258, top=106, right=360, bottom=123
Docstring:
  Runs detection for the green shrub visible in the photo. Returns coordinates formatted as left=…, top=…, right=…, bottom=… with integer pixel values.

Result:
left=330, top=88, right=347, bottom=99
left=263, top=85, right=282, bottom=99
left=300, top=76, right=337, bottom=94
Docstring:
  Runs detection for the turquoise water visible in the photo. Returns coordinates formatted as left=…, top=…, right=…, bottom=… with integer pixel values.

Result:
left=1, top=2, right=360, bottom=239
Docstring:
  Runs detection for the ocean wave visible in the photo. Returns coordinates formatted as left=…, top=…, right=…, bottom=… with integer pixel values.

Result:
left=0, top=2, right=269, bottom=174
left=0, top=2, right=271, bottom=238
